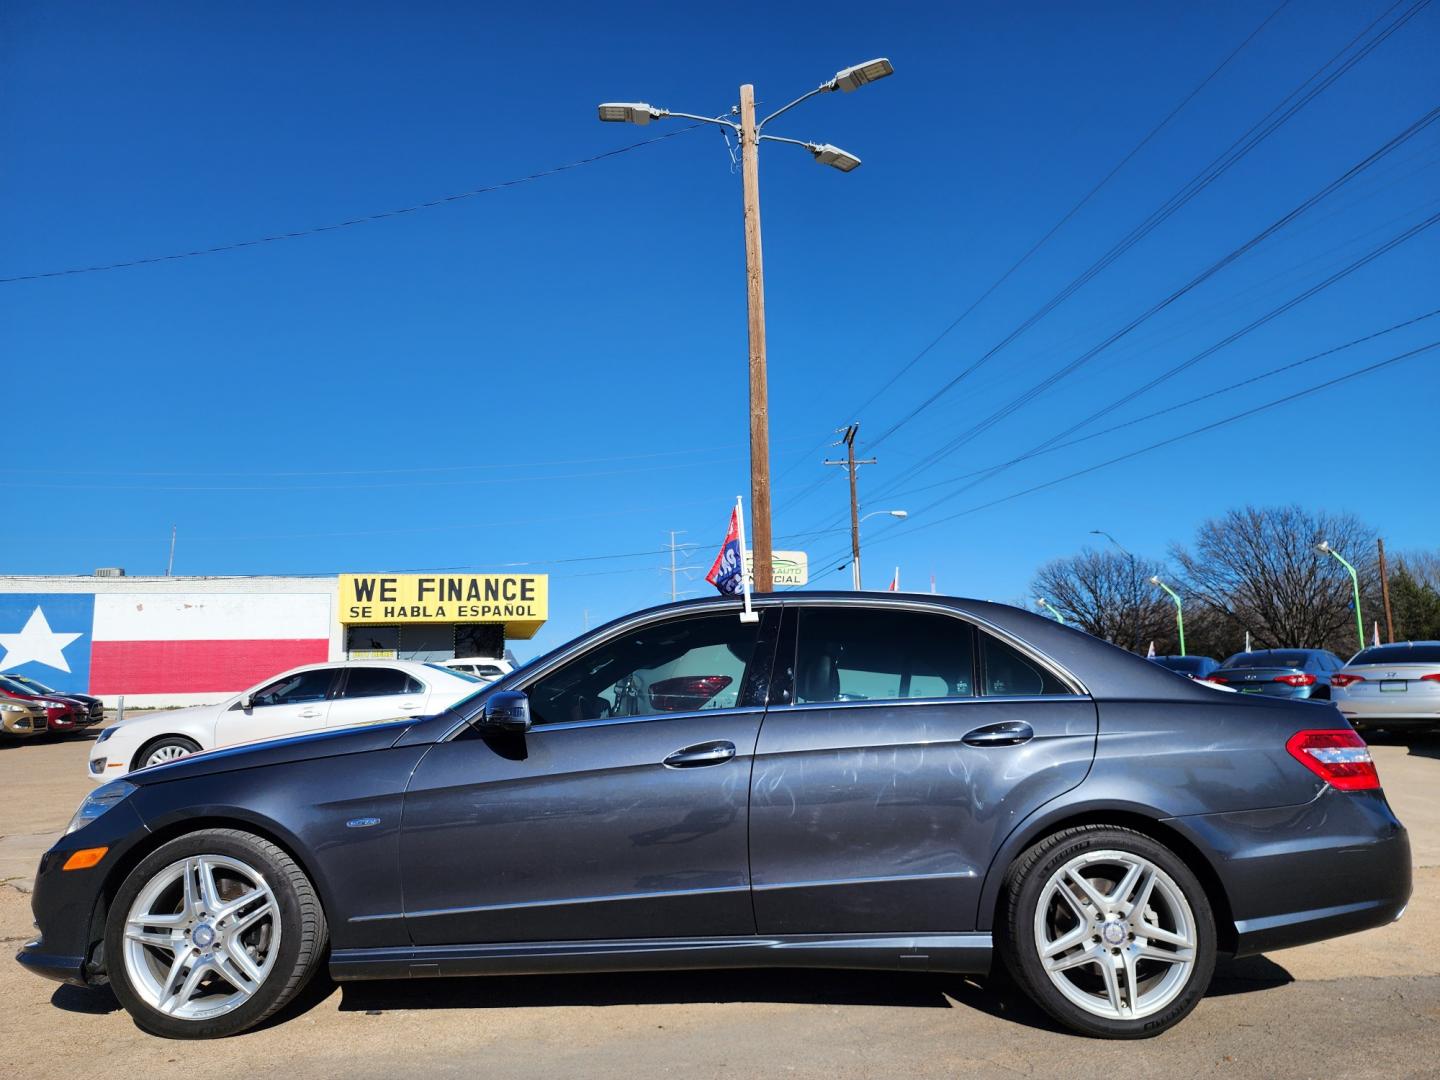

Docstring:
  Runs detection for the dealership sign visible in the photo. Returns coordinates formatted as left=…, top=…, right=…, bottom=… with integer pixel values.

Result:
left=338, top=574, right=549, bottom=637
left=743, top=550, right=809, bottom=587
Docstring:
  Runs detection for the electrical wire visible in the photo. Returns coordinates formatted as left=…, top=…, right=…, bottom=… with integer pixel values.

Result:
left=0, top=126, right=701, bottom=285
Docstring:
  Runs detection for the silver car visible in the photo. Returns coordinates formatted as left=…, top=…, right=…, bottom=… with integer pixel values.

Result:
left=1332, top=641, right=1440, bottom=732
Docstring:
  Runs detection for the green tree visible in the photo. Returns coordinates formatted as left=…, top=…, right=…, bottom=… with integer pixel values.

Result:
left=1389, top=563, right=1440, bottom=642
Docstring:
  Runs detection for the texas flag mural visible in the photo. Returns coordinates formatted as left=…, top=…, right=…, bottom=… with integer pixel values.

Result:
left=0, top=592, right=330, bottom=695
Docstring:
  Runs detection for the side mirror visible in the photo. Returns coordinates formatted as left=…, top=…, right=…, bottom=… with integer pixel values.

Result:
left=240, top=693, right=255, bottom=710
left=478, top=690, right=531, bottom=734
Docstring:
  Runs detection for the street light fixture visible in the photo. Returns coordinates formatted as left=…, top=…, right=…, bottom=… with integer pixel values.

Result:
left=1150, top=575, right=1186, bottom=657
left=597, top=58, right=893, bottom=591
left=1315, top=539, right=1365, bottom=650
left=851, top=509, right=908, bottom=589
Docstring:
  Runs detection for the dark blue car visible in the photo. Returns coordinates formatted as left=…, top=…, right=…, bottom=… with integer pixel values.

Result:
left=1208, top=648, right=1346, bottom=699
left=18, top=595, right=1409, bottom=1040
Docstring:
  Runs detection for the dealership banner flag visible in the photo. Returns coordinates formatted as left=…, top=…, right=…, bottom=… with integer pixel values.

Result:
left=705, top=497, right=758, bottom=622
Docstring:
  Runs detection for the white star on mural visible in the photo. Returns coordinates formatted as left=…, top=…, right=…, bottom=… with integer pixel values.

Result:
left=0, top=606, right=83, bottom=673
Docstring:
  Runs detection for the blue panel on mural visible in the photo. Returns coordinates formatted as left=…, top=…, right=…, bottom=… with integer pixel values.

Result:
left=0, top=593, right=96, bottom=694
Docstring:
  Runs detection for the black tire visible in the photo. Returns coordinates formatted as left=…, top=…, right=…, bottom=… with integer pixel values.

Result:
left=998, top=825, right=1216, bottom=1039
left=131, top=735, right=201, bottom=772
left=105, top=828, right=328, bottom=1039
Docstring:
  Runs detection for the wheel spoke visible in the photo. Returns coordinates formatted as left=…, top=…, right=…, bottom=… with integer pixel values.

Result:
left=1066, top=868, right=1109, bottom=913
left=1041, top=922, right=1091, bottom=959
left=1110, top=862, right=1143, bottom=909
left=215, top=888, right=267, bottom=923
left=197, top=857, right=224, bottom=913
left=1127, top=868, right=1157, bottom=919
left=1137, top=942, right=1194, bottom=965
left=228, top=899, right=277, bottom=937
left=1045, top=944, right=1105, bottom=973
left=162, top=956, right=213, bottom=1015
left=181, top=859, right=199, bottom=915
left=157, top=946, right=196, bottom=1011
left=1138, top=921, right=1193, bottom=949
left=1120, top=946, right=1141, bottom=1013
left=124, top=923, right=178, bottom=950
left=218, top=950, right=261, bottom=997
left=1100, top=954, right=1125, bottom=1016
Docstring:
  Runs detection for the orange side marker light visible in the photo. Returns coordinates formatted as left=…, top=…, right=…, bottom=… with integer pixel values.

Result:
left=62, top=847, right=109, bottom=871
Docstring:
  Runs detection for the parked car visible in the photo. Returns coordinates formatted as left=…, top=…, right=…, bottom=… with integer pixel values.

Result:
left=1205, top=648, right=1345, bottom=699
left=437, top=655, right=514, bottom=682
left=1147, top=655, right=1220, bottom=680
left=86, top=660, right=480, bottom=782
left=21, top=594, right=1408, bottom=1040
left=0, top=697, right=48, bottom=738
left=2, top=676, right=105, bottom=728
left=1331, top=641, right=1440, bottom=733
left=0, top=675, right=85, bottom=732
left=2, top=673, right=105, bottom=731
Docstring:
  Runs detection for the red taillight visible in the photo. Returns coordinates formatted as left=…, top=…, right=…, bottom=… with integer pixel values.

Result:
left=1331, top=673, right=1365, bottom=688
left=1421, top=674, right=1440, bottom=684
left=1274, top=673, right=1317, bottom=687
left=1286, top=729, right=1380, bottom=791
left=1206, top=675, right=1230, bottom=684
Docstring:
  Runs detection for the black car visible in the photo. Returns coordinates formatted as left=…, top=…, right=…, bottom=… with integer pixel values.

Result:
left=1208, top=648, right=1346, bottom=699
left=1147, top=655, right=1220, bottom=680
left=18, top=595, right=1409, bottom=1041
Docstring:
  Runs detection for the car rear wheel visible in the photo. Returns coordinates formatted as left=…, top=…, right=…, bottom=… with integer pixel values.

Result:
left=104, top=828, right=327, bottom=1039
left=133, top=735, right=201, bottom=771
left=999, top=825, right=1215, bottom=1038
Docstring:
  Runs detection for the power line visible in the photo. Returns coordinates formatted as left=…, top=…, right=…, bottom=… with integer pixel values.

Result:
left=0, top=126, right=701, bottom=285
left=857, top=104, right=1440, bottom=510
left=864, top=0, right=1428, bottom=453
left=798, top=338, right=1440, bottom=582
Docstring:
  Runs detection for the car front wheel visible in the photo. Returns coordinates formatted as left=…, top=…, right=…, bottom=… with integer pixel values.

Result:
left=999, top=825, right=1215, bottom=1038
left=104, top=828, right=327, bottom=1039
left=132, top=735, right=201, bottom=771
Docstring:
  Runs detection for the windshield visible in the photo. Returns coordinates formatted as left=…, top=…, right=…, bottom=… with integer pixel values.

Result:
left=0, top=676, right=38, bottom=695
left=1223, top=651, right=1311, bottom=670
left=7, top=674, right=55, bottom=693
left=1350, top=643, right=1440, bottom=665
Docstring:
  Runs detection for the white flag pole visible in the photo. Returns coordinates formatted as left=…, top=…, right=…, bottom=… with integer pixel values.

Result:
left=734, top=494, right=759, bottom=623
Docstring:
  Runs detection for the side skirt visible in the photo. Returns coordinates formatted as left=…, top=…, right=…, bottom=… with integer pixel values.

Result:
left=330, top=932, right=993, bottom=981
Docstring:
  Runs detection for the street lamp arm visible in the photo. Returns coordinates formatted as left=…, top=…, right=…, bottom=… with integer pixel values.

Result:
left=659, top=109, right=740, bottom=131
left=758, top=134, right=818, bottom=150
left=757, top=85, right=830, bottom=129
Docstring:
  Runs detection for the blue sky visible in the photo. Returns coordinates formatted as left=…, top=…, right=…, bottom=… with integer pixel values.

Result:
left=3, top=0, right=1437, bottom=659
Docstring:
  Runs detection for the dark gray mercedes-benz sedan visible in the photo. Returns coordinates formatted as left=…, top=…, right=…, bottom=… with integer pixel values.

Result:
left=18, top=594, right=1409, bottom=1040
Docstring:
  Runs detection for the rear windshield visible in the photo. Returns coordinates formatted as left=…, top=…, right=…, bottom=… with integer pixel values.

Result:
left=1350, top=643, right=1440, bottom=665
left=1222, top=651, right=1311, bottom=669
left=1151, top=656, right=1209, bottom=674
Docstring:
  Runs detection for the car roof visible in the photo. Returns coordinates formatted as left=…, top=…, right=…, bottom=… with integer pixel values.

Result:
left=281, top=659, right=466, bottom=678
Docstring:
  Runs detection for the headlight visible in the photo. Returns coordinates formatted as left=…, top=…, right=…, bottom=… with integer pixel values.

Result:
left=66, top=780, right=136, bottom=835
left=40, top=700, right=65, bottom=710
left=96, top=726, right=117, bottom=743
left=0, top=703, right=24, bottom=713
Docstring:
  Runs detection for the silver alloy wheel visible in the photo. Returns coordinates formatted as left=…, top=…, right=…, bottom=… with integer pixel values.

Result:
left=144, top=744, right=193, bottom=767
left=122, top=854, right=281, bottom=1021
left=1033, top=849, right=1197, bottom=1021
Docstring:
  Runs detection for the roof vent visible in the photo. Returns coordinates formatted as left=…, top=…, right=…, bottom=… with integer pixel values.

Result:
left=93, top=567, right=126, bottom=577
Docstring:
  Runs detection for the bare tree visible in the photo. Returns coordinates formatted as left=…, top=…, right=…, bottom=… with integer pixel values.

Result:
left=1031, top=548, right=1173, bottom=652
left=1171, top=505, right=1377, bottom=652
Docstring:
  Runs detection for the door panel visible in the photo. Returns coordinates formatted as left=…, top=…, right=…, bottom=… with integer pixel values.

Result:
left=749, top=698, right=1097, bottom=933
left=399, top=710, right=762, bottom=945
left=215, top=668, right=335, bottom=748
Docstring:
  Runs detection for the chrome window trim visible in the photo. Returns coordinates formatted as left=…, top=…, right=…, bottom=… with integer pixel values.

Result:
left=440, top=595, right=1086, bottom=741
left=774, top=694, right=1088, bottom=714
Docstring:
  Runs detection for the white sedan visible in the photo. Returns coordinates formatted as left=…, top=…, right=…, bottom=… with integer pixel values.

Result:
left=88, top=660, right=483, bottom=782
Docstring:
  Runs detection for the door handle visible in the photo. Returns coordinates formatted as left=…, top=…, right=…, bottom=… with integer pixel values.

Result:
left=299, top=709, right=322, bottom=719
left=962, top=721, right=1034, bottom=748
left=397, top=701, right=421, bottom=712
left=663, top=741, right=736, bottom=768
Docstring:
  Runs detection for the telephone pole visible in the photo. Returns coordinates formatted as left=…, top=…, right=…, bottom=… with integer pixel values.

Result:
left=825, top=424, right=876, bottom=590
left=1378, top=537, right=1395, bottom=643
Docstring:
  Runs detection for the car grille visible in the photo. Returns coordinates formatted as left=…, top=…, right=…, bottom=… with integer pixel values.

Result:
left=33, top=716, right=47, bottom=731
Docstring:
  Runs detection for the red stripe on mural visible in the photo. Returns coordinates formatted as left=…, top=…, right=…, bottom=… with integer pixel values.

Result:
left=89, top=639, right=330, bottom=694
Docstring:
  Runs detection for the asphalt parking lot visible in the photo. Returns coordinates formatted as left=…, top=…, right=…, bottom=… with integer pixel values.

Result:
left=2, top=726, right=1438, bottom=1079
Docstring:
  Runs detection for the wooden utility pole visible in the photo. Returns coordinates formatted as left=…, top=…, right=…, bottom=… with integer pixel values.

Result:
left=1378, top=537, right=1395, bottom=643
left=738, top=84, right=773, bottom=592
left=825, top=424, right=876, bottom=589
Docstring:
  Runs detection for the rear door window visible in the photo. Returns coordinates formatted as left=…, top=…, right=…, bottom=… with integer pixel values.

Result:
left=793, top=607, right=976, bottom=704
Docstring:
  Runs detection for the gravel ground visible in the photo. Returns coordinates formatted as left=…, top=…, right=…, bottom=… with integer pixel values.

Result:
left=2, top=727, right=1437, bottom=1079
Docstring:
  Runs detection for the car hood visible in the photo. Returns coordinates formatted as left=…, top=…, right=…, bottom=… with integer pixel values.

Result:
left=107, top=699, right=229, bottom=736
left=127, top=715, right=428, bottom=784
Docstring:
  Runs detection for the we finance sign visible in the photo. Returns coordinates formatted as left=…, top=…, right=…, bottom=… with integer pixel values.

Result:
left=339, top=574, right=548, bottom=636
